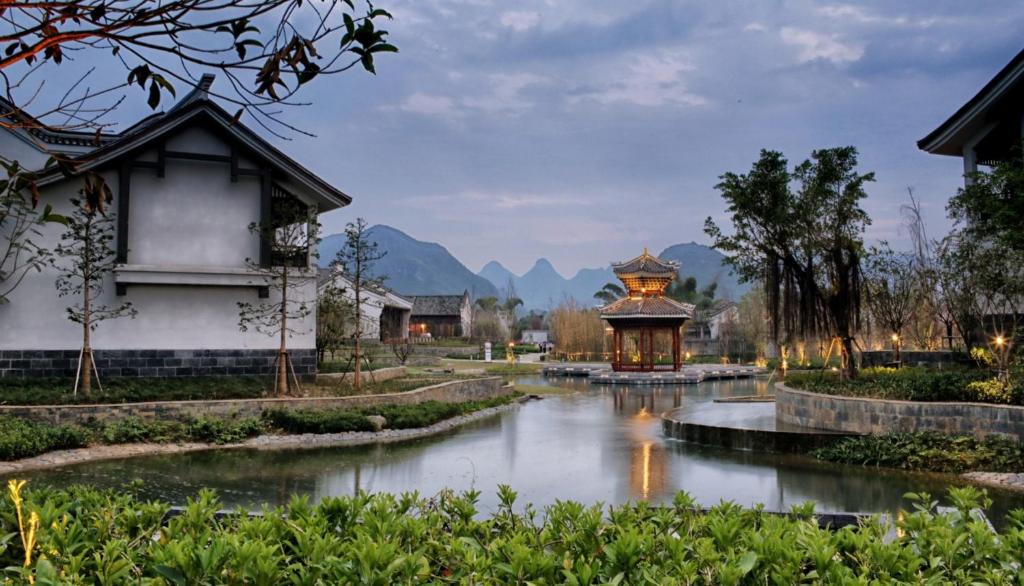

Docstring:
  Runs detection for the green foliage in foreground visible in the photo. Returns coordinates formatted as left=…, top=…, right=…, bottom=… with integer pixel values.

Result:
left=265, top=394, right=519, bottom=434
left=786, top=367, right=1018, bottom=404
left=2, top=484, right=1023, bottom=584
left=814, top=432, right=1024, bottom=473
left=0, top=394, right=519, bottom=461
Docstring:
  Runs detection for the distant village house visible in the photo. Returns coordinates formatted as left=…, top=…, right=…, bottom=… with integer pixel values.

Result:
left=408, top=292, right=472, bottom=338
left=317, top=269, right=412, bottom=341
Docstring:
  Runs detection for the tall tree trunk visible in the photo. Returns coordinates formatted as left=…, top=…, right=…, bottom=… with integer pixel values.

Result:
left=354, top=280, right=362, bottom=392
left=81, top=262, right=92, bottom=395
left=278, top=268, right=288, bottom=396
left=841, top=335, right=857, bottom=380
left=81, top=220, right=93, bottom=395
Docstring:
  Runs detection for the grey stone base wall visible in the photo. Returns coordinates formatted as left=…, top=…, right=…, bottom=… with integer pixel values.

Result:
left=775, top=383, right=1024, bottom=441
left=0, top=377, right=507, bottom=425
left=0, top=349, right=316, bottom=379
left=860, top=350, right=969, bottom=369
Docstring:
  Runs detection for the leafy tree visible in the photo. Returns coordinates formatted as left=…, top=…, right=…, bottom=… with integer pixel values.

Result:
left=666, top=276, right=717, bottom=310
left=475, top=296, right=499, bottom=312
left=331, top=218, right=385, bottom=392
left=1, top=160, right=65, bottom=304
left=316, top=280, right=354, bottom=364
left=238, top=197, right=320, bottom=396
left=943, top=150, right=1024, bottom=364
left=593, top=282, right=626, bottom=305
left=706, top=147, right=873, bottom=379
left=0, top=1, right=396, bottom=137
left=864, top=244, right=917, bottom=362
left=53, top=179, right=136, bottom=395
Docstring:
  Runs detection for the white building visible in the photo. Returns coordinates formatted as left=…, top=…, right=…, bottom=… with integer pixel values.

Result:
left=317, top=269, right=412, bottom=341
left=521, top=330, right=549, bottom=344
left=0, top=75, right=348, bottom=378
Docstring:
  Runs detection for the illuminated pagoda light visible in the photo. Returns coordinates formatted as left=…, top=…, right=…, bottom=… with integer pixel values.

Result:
left=599, top=248, right=695, bottom=372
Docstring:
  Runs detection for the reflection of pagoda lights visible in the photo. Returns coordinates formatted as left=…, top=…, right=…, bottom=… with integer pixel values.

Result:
left=641, top=442, right=652, bottom=498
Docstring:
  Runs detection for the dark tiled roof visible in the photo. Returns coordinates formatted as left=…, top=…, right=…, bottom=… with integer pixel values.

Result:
left=410, top=295, right=466, bottom=316
left=611, top=249, right=679, bottom=276
left=600, top=297, right=694, bottom=319
left=918, top=47, right=1024, bottom=155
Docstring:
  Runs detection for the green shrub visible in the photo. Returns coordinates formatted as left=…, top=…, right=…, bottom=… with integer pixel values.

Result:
left=263, top=408, right=374, bottom=434
left=0, top=416, right=88, bottom=460
left=813, top=432, right=1024, bottom=473
left=786, top=367, right=1007, bottom=403
left=1, top=483, right=1022, bottom=583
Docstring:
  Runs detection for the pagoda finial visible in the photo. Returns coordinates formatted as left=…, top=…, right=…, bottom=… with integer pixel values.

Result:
left=643, top=246, right=648, bottom=256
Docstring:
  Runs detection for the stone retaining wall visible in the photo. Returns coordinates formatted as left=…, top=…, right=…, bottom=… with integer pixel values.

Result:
left=0, top=349, right=317, bottom=379
left=860, top=350, right=969, bottom=369
left=775, top=383, right=1024, bottom=440
left=0, top=377, right=507, bottom=425
left=316, top=366, right=407, bottom=385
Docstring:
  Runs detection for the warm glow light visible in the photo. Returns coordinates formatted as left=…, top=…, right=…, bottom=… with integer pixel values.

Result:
left=995, top=335, right=1006, bottom=348
left=891, top=334, right=899, bottom=342
left=641, top=441, right=652, bottom=499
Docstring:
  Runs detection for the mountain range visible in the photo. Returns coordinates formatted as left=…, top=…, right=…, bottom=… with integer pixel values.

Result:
left=318, top=225, right=748, bottom=310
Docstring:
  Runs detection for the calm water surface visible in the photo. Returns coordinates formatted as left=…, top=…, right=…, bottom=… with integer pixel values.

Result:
left=18, top=376, right=1024, bottom=519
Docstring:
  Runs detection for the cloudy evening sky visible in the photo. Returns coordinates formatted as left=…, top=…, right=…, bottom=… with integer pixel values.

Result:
left=42, top=0, right=1024, bottom=276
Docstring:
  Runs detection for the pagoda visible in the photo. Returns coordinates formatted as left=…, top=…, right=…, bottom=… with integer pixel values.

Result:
left=600, top=249, right=695, bottom=372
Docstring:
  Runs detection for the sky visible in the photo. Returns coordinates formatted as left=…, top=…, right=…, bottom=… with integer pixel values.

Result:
left=20, top=0, right=1024, bottom=277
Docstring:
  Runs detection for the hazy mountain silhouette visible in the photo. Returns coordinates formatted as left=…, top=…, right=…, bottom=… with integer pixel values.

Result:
left=318, top=225, right=499, bottom=298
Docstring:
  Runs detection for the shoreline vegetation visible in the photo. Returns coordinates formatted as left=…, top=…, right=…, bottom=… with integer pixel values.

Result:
left=0, top=394, right=522, bottom=465
left=1, top=482, right=1021, bottom=583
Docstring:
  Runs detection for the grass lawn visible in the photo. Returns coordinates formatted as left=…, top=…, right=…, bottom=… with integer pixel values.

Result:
left=513, top=383, right=575, bottom=395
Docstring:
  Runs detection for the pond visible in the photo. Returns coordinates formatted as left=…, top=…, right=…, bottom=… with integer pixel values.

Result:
left=17, top=375, right=1024, bottom=520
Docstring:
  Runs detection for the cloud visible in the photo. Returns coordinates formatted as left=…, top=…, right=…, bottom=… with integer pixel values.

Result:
left=461, top=73, right=546, bottom=113
left=398, top=93, right=458, bottom=116
left=500, top=10, right=541, bottom=32
left=572, top=48, right=708, bottom=107
left=780, top=27, right=864, bottom=65
left=743, top=22, right=767, bottom=33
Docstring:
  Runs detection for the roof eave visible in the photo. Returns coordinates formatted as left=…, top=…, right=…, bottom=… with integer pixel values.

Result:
left=918, top=47, right=1024, bottom=155
left=34, top=100, right=351, bottom=211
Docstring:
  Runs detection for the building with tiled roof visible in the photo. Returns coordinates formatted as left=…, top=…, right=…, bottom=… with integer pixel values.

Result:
left=408, top=291, right=472, bottom=338
left=600, top=249, right=693, bottom=372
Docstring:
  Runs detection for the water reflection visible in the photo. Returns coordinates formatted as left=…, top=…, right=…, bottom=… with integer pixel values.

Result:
left=12, top=376, right=1024, bottom=523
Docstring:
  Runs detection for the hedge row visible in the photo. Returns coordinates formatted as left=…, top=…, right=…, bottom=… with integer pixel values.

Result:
left=1, top=483, right=1021, bottom=583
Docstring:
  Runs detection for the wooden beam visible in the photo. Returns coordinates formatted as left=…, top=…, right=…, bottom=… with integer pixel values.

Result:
left=156, top=142, right=166, bottom=178
left=259, top=170, right=272, bottom=267
left=229, top=149, right=239, bottom=182
left=116, top=162, right=131, bottom=267
left=163, top=150, right=232, bottom=163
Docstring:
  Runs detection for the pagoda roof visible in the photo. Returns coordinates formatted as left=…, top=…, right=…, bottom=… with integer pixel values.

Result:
left=611, top=249, right=679, bottom=276
left=600, top=296, right=694, bottom=320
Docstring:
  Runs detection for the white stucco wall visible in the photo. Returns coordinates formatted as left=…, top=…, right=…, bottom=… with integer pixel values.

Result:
left=0, top=125, right=318, bottom=351
left=129, top=161, right=261, bottom=267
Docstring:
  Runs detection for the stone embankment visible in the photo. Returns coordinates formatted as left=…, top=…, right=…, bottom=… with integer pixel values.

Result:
left=0, top=377, right=506, bottom=425
left=0, top=396, right=527, bottom=475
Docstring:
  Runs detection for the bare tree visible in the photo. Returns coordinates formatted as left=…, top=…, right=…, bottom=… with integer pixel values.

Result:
left=238, top=198, right=320, bottom=395
left=864, top=244, right=917, bottom=363
left=53, top=179, right=135, bottom=394
left=331, top=217, right=384, bottom=391
left=0, top=1, right=396, bottom=138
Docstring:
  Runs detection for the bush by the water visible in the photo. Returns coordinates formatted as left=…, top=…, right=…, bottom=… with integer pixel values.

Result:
left=266, top=395, right=519, bottom=434
left=2, top=483, right=1022, bottom=583
left=785, top=367, right=1020, bottom=404
left=0, top=416, right=87, bottom=460
left=813, top=432, right=1024, bottom=473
